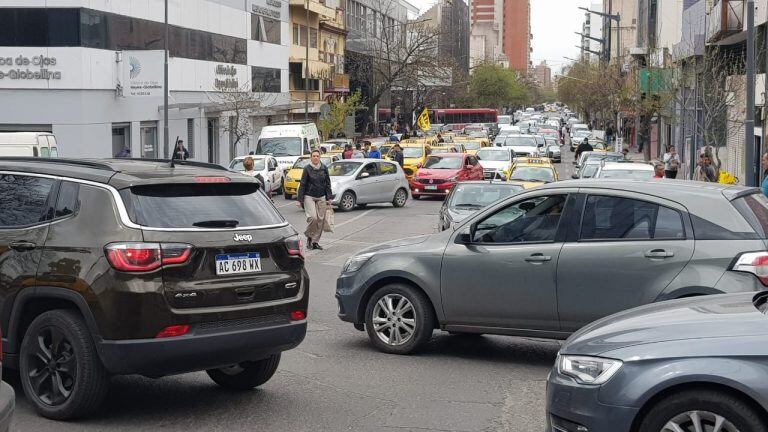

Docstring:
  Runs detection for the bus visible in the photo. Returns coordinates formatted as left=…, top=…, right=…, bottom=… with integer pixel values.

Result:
left=377, top=108, right=498, bottom=129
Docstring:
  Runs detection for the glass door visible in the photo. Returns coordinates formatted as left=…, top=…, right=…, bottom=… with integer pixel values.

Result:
left=140, top=122, right=158, bottom=159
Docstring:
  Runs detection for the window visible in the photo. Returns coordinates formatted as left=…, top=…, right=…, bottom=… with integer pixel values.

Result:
left=252, top=66, right=282, bottom=93
left=293, top=24, right=308, bottom=46
left=360, top=163, right=378, bottom=177
left=55, top=182, right=80, bottom=218
left=289, top=62, right=319, bottom=90
left=580, top=195, right=685, bottom=241
left=140, top=122, right=158, bottom=159
left=378, top=162, right=397, bottom=175
left=293, top=23, right=301, bottom=45
left=310, top=28, right=318, bottom=48
left=473, top=195, right=566, bottom=244
left=252, top=14, right=280, bottom=44
left=0, top=175, right=55, bottom=227
left=0, top=8, right=80, bottom=46
left=40, top=147, right=50, bottom=157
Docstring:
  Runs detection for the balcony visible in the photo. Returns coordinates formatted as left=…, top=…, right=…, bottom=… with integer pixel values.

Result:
left=707, top=0, right=743, bottom=43
left=290, top=0, right=336, bottom=19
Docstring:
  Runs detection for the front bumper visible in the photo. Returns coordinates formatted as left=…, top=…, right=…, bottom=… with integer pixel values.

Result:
left=546, top=370, right=638, bottom=432
left=410, top=180, right=455, bottom=196
left=98, top=317, right=307, bottom=377
left=336, top=271, right=365, bottom=324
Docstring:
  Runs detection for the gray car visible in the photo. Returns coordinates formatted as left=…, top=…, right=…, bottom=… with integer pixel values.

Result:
left=336, top=180, right=768, bottom=354
left=329, top=159, right=410, bottom=212
left=438, top=181, right=523, bottom=231
left=548, top=291, right=768, bottom=432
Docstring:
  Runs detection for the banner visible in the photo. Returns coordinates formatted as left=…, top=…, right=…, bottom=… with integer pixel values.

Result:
left=124, top=50, right=164, bottom=98
left=417, top=108, right=431, bottom=132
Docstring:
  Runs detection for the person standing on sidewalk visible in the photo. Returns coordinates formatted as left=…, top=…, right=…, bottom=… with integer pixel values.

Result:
left=762, top=153, right=768, bottom=197
left=297, top=150, right=333, bottom=251
left=663, top=145, right=680, bottom=179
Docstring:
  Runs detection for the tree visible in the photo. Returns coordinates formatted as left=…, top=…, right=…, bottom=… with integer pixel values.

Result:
left=318, top=91, right=364, bottom=140
left=211, top=82, right=280, bottom=157
left=468, top=63, right=529, bottom=109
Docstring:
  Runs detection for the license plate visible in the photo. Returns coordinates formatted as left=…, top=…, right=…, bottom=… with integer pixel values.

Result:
left=425, top=185, right=438, bottom=190
left=215, top=253, right=261, bottom=276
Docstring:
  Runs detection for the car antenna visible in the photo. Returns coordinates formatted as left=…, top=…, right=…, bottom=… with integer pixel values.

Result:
left=168, top=158, right=175, bottom=168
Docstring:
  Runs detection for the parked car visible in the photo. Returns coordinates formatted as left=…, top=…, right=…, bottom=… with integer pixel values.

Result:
left=328, top=159, right=410, bottom=211
left=0, top=158, right=309, bottom=419
left=0, top=132, right=59, bottom=158
left=410, top=153, right=484, bottom=199
left=438, top=181, right=523, bottom=231
left=548, top=291, right=768, bottom=432
left=476, top=147, right=515, bottom=180
left=594, top=162, right=655, bottom=179
left=336, top=180, right=768, bottom=354
left=229, top=155, right=284, bottom=195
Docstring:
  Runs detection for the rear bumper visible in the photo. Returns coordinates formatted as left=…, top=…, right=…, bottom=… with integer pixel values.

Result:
left=98, top=319, right=307, bottom=377
left=0, top=381, right=14, bottom=432
left=284, top=181, right=299, bottom=194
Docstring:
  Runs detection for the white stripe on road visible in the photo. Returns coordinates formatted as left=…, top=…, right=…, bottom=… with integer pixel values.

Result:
left=275, top=201, right=296, bottom=208
left=333, top=209, right=373, bottom=229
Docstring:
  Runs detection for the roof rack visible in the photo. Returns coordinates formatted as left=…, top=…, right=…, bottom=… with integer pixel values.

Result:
left=127, top=158, right=230, bottom=171
left=0, top=157, right=119, bottom=172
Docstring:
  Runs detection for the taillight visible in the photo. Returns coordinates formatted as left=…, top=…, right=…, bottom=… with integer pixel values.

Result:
left=290, top=310, right=306, bottom=321
left=105, top=242, right=193, bottom=272
left=732, top=252, right=768, bottom=286
left=286, top=236, right=304, bottom=260
left=156, top=325, right=190, bottom=338
left=195, top=176, right=231, bottom=183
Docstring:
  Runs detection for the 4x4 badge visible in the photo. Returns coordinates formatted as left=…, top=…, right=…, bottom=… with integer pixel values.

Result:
left=233, top=234, right=253, bottom=242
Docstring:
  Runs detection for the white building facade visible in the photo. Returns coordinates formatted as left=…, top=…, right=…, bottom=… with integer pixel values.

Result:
left=0, top=0, right=290, bottom=163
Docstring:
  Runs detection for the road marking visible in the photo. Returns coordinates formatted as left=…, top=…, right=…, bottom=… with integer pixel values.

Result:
left=276, top=201, right=296, bottom=208
left=334, top=209, right=373, bottom=229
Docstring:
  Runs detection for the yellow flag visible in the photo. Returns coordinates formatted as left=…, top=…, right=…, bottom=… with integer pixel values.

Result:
left=417, top=108, right=431, bottom=132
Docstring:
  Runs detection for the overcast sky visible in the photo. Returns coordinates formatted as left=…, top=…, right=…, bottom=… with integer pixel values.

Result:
left=408, top=0, right=598, bottom=74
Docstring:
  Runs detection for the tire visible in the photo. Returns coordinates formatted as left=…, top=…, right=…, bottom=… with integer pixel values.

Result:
left=357, top=203, right=368, bottom=209
left=364, top=284, right=435, bottom=355
left=392, top=188, right=408, bottom=208
left=19, top=309, right=109, bottom=420
left=412, top=194, right=421, bottom=200
left=206, top=354, right=281, bottom=390
left=338, top=191, right=356, bottom=212
left=638, top=390, right=767, bottom=432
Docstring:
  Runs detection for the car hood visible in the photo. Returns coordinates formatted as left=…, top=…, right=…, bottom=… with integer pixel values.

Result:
left=561, top=293, right=767, bottom=357
left=357, top=235, right=431, bottom=255
left=415, top=168, right=460, bottom=179
left=478, top=160, right=509, bottom=170
left=507, top=145, right=539, bottom=153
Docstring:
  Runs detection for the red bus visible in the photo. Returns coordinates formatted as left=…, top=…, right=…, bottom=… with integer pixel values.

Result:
left=377, top=108, right=498, bottom=127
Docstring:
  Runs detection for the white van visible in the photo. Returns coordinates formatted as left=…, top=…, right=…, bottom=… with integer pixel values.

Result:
left=497, top=115, right=513, bottom=126
left=0, top=132, right=59, bottom=158
left=255, top=123, right=320, bottom=172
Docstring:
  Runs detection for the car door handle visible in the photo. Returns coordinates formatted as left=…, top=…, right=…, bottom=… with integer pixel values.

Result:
left=525, top=253, right=551, bottom=263
left=10, top=241, right=37, bottom=251
left=644, top=249, right=674, bottom=259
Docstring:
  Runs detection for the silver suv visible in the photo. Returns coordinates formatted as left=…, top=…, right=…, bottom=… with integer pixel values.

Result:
left=336, top=179, right=768, bottom=354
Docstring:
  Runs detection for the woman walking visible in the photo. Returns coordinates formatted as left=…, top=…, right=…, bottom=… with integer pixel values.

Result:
left=297, top=150, right=333, bottom=251
left=663, top=145, right=680, bottom=179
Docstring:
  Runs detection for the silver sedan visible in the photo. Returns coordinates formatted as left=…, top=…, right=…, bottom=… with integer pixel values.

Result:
left=328, top=159, right=410, bottom=212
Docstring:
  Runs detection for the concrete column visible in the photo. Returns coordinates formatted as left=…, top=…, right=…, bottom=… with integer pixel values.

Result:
left=130, top=122, right=141, bottom=158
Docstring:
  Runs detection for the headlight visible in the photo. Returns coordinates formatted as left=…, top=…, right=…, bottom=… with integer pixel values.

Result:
left=557, top=355, right=622, bottom=385
left=342, top=253, right=375, bottom=273
left=447, top=175, right=459, bottom=182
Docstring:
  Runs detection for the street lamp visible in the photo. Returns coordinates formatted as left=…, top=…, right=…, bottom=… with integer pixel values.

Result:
left=164, top=0, right=169, bottom=158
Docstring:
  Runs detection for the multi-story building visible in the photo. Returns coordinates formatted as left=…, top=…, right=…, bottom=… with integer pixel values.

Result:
left=502, top=0, right=531, bottom=75
left=0, top=0, right=291, bottom=162
left=602, top=0, right=638, bottom=67
left=288, top=0, right=348, bottom=121
left=533, top=61, right=551, bottom=89
left=419, top=0, right=470, bottom=76
left=469, top=0, right=504, bottom=68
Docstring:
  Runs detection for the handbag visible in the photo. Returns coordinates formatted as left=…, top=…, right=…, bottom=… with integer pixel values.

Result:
left=323, top=207, right=335, bottom=232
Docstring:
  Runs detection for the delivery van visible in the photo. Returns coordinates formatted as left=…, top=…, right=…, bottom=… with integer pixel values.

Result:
left=0, top=132, right=59, bottom=157
left=255, top=123, right=321, bottom=172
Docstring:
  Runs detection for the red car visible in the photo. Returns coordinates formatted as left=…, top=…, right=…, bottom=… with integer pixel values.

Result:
left=410, top=153, right=484, bottom=199
left=539, top=128, right=561, bottom=143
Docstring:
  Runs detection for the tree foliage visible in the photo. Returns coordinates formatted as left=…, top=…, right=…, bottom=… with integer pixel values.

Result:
left=468, top=63, right=529, bottom=109
left=318, top=91, right=364, bottom=140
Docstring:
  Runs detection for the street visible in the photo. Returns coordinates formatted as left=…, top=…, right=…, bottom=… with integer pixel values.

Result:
left=9, top=153, right=578, bottom=432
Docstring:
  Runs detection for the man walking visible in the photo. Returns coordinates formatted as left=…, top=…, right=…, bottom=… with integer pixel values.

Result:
left=575, top=138, right=594, bottom=160
left=297, top=150, right=333, bottom=251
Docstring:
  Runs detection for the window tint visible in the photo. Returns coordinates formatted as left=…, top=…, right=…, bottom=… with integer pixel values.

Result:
left=378, top=162, right=397, bottom=175
left=55, top=182, right=80, bottom=218
left=733, top=193, right=768, bottom=238
left=361, top=163, right=378, bottom=177
left=580, top=195, right=685, bottom=241
left=40, top=147, right=50, bottom=157
left=252, top=67, right=281, bottom=93
left=473, top=195, right=566, bottom=243
left=0, top=175, right=54, bottom=227
left=122, top=183, right=284, bottom=228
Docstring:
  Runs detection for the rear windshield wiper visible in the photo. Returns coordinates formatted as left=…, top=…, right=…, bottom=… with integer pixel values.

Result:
left=192, top=220, right=239, bottom=228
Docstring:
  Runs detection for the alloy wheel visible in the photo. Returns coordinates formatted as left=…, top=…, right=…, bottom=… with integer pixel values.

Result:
left=372, top=294, right=416, bottom=346
left=662, top=411, right=739, bottom=432
left=394, top=189, right=407, bottom=206
left=341, top=193, right=355, bottom=211
left=27, top=327, right=77, bottom=406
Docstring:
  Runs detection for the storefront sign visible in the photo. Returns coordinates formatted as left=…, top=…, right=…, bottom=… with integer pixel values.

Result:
left=250, top=0, right=282, bottom=19
left=124, top=50, right=164, bottom=98
left=214, top=64, right=240, bottom=91
left=0, top=55, right=62, bottom=80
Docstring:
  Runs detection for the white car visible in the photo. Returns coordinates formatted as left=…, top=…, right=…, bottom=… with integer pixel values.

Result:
left=476, top=147, right=514, bottom=180
left=594, top=162, right=655, bottom=180
left=498, top=135, right=541, bottom=158
left=229, top=155, right=284, bottom=195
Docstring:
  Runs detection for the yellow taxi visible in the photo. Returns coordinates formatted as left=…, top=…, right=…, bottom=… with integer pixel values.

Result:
left=452, top=137, right=489, bottom=155
left=505, top=157, right=559, bottom=189
left=431, top=143, right=467, bottom=154
left=283, top=154, right=340, bottom=199
left=400, top=141, right=431, bottom=179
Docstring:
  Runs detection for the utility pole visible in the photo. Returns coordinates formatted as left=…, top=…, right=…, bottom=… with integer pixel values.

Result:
left=305, top=0, right=310, bottom=123
left=163, top=0, right=169, bottom=158
left=745, top=0, right=756, bottom=186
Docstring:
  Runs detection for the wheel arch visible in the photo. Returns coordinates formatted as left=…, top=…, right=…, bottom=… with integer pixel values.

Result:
left=356, top=276, right=439, bottom=329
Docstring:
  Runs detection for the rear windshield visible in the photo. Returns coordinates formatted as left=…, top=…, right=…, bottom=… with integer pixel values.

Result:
left=121, top=183, right=284, bottom=228
left=733, top=193, right=768, bottom=238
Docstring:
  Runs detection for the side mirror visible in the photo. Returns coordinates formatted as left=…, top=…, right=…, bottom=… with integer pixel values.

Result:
left=571, top=173, right=579, bottom=179
left=360, top=172, right=370, bottom=178
left=455, top=227, right=472, bottom=245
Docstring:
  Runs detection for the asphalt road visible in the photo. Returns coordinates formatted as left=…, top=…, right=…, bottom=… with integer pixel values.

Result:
left=10, top=144, right=579, bottom=432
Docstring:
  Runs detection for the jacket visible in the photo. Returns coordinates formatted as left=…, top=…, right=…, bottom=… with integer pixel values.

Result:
left=172, top=147, right=189, bottom=160
left=297, top=163, right=333, bottom=201
left=390, top=151, right=404, bottom=167
left=575, top=143, right=593, bottom=158
left=368, top=150, right=381, bottom=159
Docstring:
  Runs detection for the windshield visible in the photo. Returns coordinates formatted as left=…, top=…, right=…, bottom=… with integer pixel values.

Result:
left=403, top=147, right=424, bottom=158
left=598, top=169, right=653, bottom=180
left=293, top=157, right=333, bottom=169
left=582, top=164, right=600, bottom=178
left=449, top=184, right=522, bottom=208
left=328, top=161, right=363, bottom=176
left=503, top=136, right=537, bottom=147
left=230, top=159, right=266, bottom=171
left=509, top=166, right=555, bottom=182
left=462, top=141, right=482, bottom=150
left=255, top=137, right=302, bottom=157
left=476, top=149, right=510, bottom=161
left=424, top=156, right=463, bottom=169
